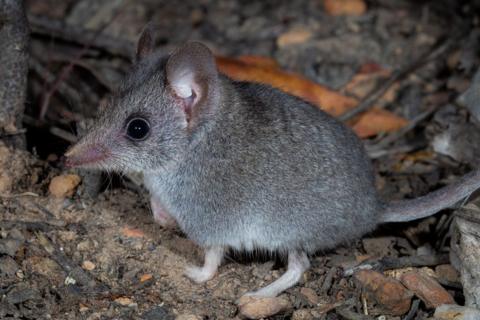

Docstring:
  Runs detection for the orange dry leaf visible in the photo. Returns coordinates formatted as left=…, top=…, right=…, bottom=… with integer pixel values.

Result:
left=236, top=55, right=280, bottom=70
left=216, top=55, right=407, bottom=138
left=139, top=273, right=153, bottom=282
left=121, top=227, right=145, bottom=238
left=277, top=27, right=313, bottom=47
left=216, top=56, right=358, bottom=116
left=352, top=109, right=408, bottom=138
left=324, top=0, right=367, bottom=16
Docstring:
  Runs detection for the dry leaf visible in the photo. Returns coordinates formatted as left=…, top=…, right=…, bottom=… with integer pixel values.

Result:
left=401, top=271, right=455, bottom=309
left=277, top=28, right=313, bottom=47
left=114, top=297, right=134, bottom=306
left=355, top=270, right=413, bottom=316
left=216, top=56, right=358, bottom=116
left=352, top=109, right=408, bottom=138
left=237, top=55, right=280, bottom=69
left=121, top=227, right=145, bottom=238
left=216, top=55, right=408, bottom=138
left=343, top=63, right=391, bottom=99
left=139, top=273, right=153, bottom=282
left=324, top=0, right=367, bottom=16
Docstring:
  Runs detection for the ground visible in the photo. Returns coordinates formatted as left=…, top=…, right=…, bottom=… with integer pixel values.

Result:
left=1, top=0, right=480, bottom=319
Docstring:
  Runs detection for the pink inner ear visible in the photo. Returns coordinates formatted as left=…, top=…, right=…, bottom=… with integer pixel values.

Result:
left=171, top=73, right=202, bottom=122
left=183, top=90, right=197, bottom=121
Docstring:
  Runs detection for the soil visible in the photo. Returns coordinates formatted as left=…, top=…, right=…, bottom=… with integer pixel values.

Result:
left=2, top=0, right=480, bottom=319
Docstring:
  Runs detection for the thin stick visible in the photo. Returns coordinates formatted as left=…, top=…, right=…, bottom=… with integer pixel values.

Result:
left=38, top=7, right=124, bottom=120
left=28, top=14, right=133, bottom=59
left=343, top=254, right=450, bottom=276
left=339, top=37, right=456, bottom=122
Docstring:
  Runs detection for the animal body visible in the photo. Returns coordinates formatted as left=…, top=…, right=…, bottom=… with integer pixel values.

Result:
left=65, top=28, right=480, bottom=297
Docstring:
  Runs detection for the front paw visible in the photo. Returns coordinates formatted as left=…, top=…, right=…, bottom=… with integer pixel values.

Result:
left=184, top=265, right=215, bottom=283
left=150, top=197, right=177, bottom=228
left=153, top=213, right=177, bottom=228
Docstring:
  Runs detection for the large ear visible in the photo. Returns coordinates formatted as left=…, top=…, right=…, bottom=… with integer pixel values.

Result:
left=165, top=42, right=219, bottom=124
left=136, top=24, right=155, bottom=61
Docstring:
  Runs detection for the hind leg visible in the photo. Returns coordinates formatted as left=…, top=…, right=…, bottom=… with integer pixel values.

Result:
left=244, top=251, right=310, bottom=297
left=185, top=246, right=225, bottom=283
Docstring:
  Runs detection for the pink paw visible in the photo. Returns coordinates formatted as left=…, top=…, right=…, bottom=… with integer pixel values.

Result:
left=150, top=197, right=176, bottom=228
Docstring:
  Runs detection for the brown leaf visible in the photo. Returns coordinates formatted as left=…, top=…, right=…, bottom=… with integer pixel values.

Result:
left=343, top=64, right=391, bottom=99
left=121, top=227, right=145, bottom=239
left=216, top=56, right=407, bottom=138
left=354, top=270, right=413, bottom=316
left=277, top=28, right=313, bottom=48
left=352, top=109, right=408, bottom=138
left=401, top=271, right=455, bottom=309
left=324, top=0, right=367, bottom=16
left=216, top=56, right=358, bottom=116
left=236, top=55, right=280, bottom=70
left=139, top=273, right=153, bottom=282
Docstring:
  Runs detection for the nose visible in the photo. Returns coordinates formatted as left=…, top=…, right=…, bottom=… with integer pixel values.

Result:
left=63, top=143, right=109, bottom=167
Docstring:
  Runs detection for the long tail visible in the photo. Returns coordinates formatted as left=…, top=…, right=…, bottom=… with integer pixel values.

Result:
left=381, top=169, right=480, bottom=223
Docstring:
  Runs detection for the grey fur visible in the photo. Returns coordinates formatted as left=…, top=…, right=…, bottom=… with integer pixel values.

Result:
left=66, top=41, right=479, bottom=258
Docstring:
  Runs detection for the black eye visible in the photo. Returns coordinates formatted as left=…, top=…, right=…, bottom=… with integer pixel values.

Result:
left=126, top=118, right=150, bottom=141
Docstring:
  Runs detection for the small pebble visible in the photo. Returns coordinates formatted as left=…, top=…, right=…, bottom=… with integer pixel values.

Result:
left=299, top=287, right=319, bottom=305
left=82, top=260, right=96, bottom=271
left=64, top=276, right=76, bottom=285
left=434, top=304, right=480, bottom=320
left=49, top=174, right=81, bottom=198
left=435, top=265, right=459, bottom=283
left=237, top=295, right=291, bottom=319
left=0, top=238, right=22, bottom=256
left=176, top=314, right=202, bottom=320
left=114, top=297, right=135, bottom=307
left=291, top=309, right=314, bottom=320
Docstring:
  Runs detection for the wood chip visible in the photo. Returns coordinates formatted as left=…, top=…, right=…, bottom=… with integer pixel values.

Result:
left=354, top=270, right=413, bottom=316
left=400, top=271, right=455, bottom=308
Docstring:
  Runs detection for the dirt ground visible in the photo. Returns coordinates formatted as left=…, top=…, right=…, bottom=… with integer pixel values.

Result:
left=1, top=0, right=480, bottom=319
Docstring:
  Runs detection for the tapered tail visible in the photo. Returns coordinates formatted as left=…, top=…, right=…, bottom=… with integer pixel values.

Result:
left=381, top=169, right=480, bottom=223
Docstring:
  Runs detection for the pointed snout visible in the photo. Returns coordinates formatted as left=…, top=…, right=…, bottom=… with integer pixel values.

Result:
left=63, top=142, right=109, bottom=168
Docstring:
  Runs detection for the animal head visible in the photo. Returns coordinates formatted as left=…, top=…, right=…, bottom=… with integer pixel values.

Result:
left=64, top=28, right=220, bottom=172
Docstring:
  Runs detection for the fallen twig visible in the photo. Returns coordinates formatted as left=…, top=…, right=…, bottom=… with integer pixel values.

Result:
left=0, top=220, right=58, bottom=232
left=38, top=7, right=124, bottom=120
left=339, top=36, right=458, bottom=122
left=30, top=57, right=84, bottom=112
left=335, top=306, right=374, bottom=320
left=343, top=254, right=450, bottom=276
left=35, top=231, right=102, bottom=289
left=403, top=299, right=420, bottom=320
left=28, top=14, right=133, bottom=59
